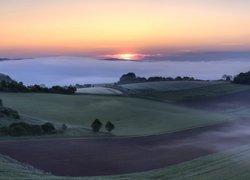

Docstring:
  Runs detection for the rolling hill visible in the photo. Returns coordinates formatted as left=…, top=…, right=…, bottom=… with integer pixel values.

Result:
left=0, top=73, right=12, bottom=82
left=0, top=92, right=229, bottom=136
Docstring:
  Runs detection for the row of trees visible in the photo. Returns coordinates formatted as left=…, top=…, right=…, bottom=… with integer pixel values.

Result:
left=0, top=80, right=76, bottom=94
left=0, top=122, right=58, bottom=136
left=0, top=99, right=67, bottom=137
left=91, top=119, right=115, bottom=133
left=233, top=71, right=250, bottom=84
left=117, top=72, right=196, bottom=84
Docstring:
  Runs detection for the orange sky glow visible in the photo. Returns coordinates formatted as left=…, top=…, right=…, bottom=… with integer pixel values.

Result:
left=1, top=0, right=250, bottom=57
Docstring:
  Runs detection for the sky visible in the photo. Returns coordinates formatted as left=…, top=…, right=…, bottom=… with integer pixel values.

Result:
left=1, top=0, right=250, bottom=58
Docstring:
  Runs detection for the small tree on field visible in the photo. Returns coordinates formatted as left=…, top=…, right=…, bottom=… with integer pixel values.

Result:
left=222, top=74, right=233, bottom=81
left=41, top=122, right=56, bottom=134
left=105, top=121, right=115, bottom=132
left=91, top=119, right=102, bottom=132
left=9, top=125, right=28, bottom=136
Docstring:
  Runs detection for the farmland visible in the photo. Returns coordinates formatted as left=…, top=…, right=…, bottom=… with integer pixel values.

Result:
left=1, top=81, right=250, bottom=179
left=76, top=87, right=122, bottom=95
left=1, top=130, right=250, bottom=180
left=120, top=80, right=225, bottom=92
left=121, top=81, right=250, bottom=102
left=0, top=92, right=228, bottom=136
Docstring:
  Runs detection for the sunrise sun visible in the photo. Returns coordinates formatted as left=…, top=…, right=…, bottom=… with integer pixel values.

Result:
left=118, top=54, right=136, bottom=60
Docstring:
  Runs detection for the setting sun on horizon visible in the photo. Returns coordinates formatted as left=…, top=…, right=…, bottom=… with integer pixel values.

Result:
left=1, top=0, right=250, bottom=57
left=118, top=54, right=138, bottom=60
left=105, top=53, right=143, bottom=61
left=2, top=1, right=250, bottom=179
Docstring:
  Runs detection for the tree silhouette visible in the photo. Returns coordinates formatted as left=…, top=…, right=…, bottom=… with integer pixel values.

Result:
left=91, top=119, right=102, bottom=132
left=105, top=121, right=115, bottom=132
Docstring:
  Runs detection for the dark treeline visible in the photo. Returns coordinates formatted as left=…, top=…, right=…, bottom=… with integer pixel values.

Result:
left=117, top=72, right=196, bottom=84
left=0, top=80, right=76, bottom=94
left=0, top=122, right=59, bottom=137
left=233, top=71, right=250, bottom=84
left=0, top=99, right=65, bottom=137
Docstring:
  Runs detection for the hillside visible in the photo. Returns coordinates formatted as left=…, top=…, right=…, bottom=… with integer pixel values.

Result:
left=77, top=87, right=122, bottom=95
left=120, top=80, right=225, bottom=92
left=0, top=92, right=229, bottom=136
left=0, top=73, right=12, bottom=82
left=1, top=140, right=250, bottom=180
left=0, top=101, right=20, bottom=126
left=119, top=81, right=250, bottom=102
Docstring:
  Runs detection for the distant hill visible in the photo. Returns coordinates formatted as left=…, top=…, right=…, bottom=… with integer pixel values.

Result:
left=0, top=58, right=10, bottom=61
left=0, top=73, right=12, bottom=82
left=0, top=57, right=31, bottom=62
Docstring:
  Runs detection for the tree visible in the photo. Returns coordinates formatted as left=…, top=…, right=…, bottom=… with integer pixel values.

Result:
left=222, top=74, right=232, bottom=81
left=0, top=126, right=9, bottom=135
left=9, top=122, right=31, bottom=131
left=0, top=107, right=20, bottom=119
left=9, top=125, right=28, bottom=136
left=233, top=71, right=250, bottom=84
left=31, top=125, right=44, bottom=135
left=118, top=72, right=137, bottom=84
left=41, top=122, right=56, bottom=134
left=91, top=119, right=102, bottom=132
left=105, top=121, right=115, bottom=132
left=175, top=76, right=182, bottom=81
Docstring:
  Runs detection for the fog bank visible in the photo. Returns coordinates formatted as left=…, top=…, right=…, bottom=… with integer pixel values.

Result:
left=1, top=57, right=250, bottom=86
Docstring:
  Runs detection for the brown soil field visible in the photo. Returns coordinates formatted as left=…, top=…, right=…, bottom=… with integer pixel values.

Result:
left=0, top=120, right=250, bottom=177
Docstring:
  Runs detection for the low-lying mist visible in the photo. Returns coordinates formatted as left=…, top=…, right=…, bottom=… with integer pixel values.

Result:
left=1, top=56, right=250, bottom=86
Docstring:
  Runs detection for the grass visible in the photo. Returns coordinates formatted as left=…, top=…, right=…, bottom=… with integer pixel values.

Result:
left=1, top=82, right=250, bottom=179
left=1, top=144, right=250, bottom=180
left=76, top=87, right=122, bottom=95
left=135, top=83, right=250, bottom=102
left=0, top=92, right=229, bottom=136
left=112, top=144, right=250, bottom=180
left=0, top=154, right=48, bottom=180
left=120, top=80, right=226, bottom=93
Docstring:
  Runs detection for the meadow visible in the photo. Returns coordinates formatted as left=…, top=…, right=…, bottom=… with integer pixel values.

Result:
left=1, top=81, right=250, bottom=180
left=0, top=92, right=228, bottom=136
left=120, top=80, right=225, bottom=93
left=76, top=87, right=122, bottom=95
left=124, top=81, right=250, bottom=102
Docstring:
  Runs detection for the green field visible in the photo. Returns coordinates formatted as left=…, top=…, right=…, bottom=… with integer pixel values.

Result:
left=1, top=144, right=250, bottom=180
left=120, top=80, right=226, bottom=92
left=76, top=87, right=122, bottom=95
left=112, top=144, right=250, bottom=180
left=132, top=83, right=250, bottom=102
left=0, top=92, right=229, bottom=136
left=1, top=82, right=250, bottom=179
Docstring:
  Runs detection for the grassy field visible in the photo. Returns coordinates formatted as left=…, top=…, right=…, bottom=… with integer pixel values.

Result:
left=0, top=154, right=47, bottom=180
left=134, top=83, right=250, bottom=102
left=1, top=82, right=250, bottom=179
left=1, top=144, right=250, bottom=180
left=76, top=87, right=122, bottom=95
left=112, top=144, right=250, bottom=180
left=0, top=92, right=229, bottom=136
left=120, top=80, right=226, bottom=93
